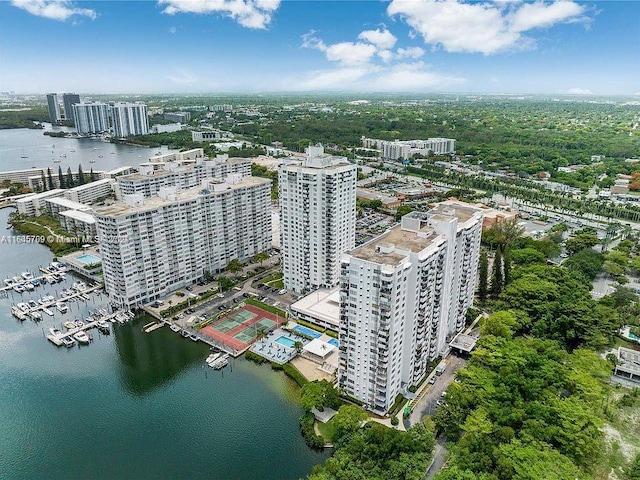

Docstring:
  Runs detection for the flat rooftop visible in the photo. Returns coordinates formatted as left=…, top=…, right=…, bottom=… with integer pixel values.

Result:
left=94, top=176, right=269, bottom=217
left=60, top=209, right=96, bottom=224
left=349, top=222, right=438, bottom=265
left=429, top=200, right=478, bottom=223
left=290, top=288, right=340, bottom=327
left=15, top=189, right=65, bottom=203
left=45, top=197, right=91, bottom=211
left=616, top=347, right=640, bottom=375
left=121, top=158, right=249, bottom=181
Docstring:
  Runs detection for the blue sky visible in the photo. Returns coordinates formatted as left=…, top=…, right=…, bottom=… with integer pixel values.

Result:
left=1, top=0, right=638, bottom=95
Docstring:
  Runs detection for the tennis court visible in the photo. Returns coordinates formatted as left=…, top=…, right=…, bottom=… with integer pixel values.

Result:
left=200, top=304, right=284, bottom=353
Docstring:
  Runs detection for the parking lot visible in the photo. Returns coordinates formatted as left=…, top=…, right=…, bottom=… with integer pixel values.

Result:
left=356, top=212, right=397, bottom=246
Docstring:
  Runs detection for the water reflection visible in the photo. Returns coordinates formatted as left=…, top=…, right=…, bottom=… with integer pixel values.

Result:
left=113, top=316, right=209, bottom=395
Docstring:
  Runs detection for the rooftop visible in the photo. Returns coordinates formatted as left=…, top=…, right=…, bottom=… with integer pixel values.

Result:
left=290, top=288, right=340, bottom=327
left=45, top=197, right=91, bottom=211
left=303, top=338, right=337, bottom=358
left=60, top=209, right=96, bottom=224
left=94, top=176, right=269, bottom=217
left=349, top=222, right=439, bottom=266
left=15, top=189, right=65, bottom=203
left=429, top=200, right=479, bottom=223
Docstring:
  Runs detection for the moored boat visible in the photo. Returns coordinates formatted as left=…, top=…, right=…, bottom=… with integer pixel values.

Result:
left=42, top=307, right=54, bottom=316
left=13, top=284, right=24, bottom=293
left=73, top=331, right=90, bottom=344
left=30, top=311, right=42, bottom=321
left=62, top=337, right=76, bottom=348
left=170, top=324, right=181, bottom=333
left=49, top=327, right=62, bottom=336
left=63, top=321, right=76, bottom=330
left=56, top=302, right=68, bottom=313
left=74, top=320, right=84, bottom=328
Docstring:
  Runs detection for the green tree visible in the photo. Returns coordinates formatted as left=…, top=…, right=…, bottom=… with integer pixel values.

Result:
left=66, top=167, right=74, bottom=188
left=90, top=168, right=96, bottom=182
left=369, top=199, right=383, bottom=211
left=58, top=166, right=65, bottom=189
left=217, top=275, right=235, bottom=291
left=481, top=311, right=517, bottom=338
left=77, top=164, right=85, bottom=185
left=40, top=171, right=47, bottom=192
left=503, top=248, right=511, bottom=286
left=565, top=233, right=599, bottom=255
left=226, top=259, right=244, bottom=277
left=490, top=247, right=503, bottom=296
left=510, top=248, right=546, bottom=266
left=252, top=251, right=269, bottom=265
left=331, top=404, right=368, bottom=440
left=300, top=380, right=339, bottom=412
left=563, top=248, right=604, bottom=281
left=46, top=167, right=54, bottom=190
left=478, top=250, right=488, bottom=304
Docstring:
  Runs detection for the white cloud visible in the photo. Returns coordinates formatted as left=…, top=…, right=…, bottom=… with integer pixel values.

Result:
left=397, top=46, right=425, bottom=59
left=387, top=0, right=588, bottom=55
left=158, top=0, right=280, bottom=29
left=169, top=26, right=177, bottom=34
left=167, top=69, right=198, bottom=85
left=11, top=0, right=96, bottom=21
left=566, top=87, right=592, bottom=95
left=302, top=33, right=377, bottom=66
left=510, top=1, right=586, bottom=32
left=368, top=61, right=465, bottom=91
left=358, top=28, right=397, bottom=50
left=378, top=49, right=395, bottom=62
left=296, top=66, right=377, bottom=90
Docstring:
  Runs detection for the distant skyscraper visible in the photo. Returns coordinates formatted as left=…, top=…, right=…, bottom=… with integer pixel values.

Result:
left=62, top=93, right=80, bottom=124
left=73, top=103, right=110, bottom=134
left=46, top=93, right=61, bottom=123
left=279, top=145, right=357, bottom=293
left=110, top=103, right=149, bottom=137
left=338, top=201, right=483, bottom=413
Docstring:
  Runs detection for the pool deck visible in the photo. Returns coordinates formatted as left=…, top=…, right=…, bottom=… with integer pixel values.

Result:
left=250, top=328, right=310, bottom=364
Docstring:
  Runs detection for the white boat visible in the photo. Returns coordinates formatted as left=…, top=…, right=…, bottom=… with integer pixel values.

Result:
left=42, top=307, right=54, bottom=316
left=63, top=321, right=76, bottom=330
left=73, top=331, right=90, bottom=344
left=170, top=324, right=181, bottom=333
left=61, top=337, right=76, bottom=348
left=206, top=353, right=222, bottom=365
left=11, top=306, right=26, bottom=320
left=30, top=311, right=42, bottom=321
left=28, top=300, right=38, bottom=308
left=74, top=320, right=84, bottom=328
left=56, top=302, right=68, bottom=313
left=189, top=334, right=199, bottom=342
left=16, top=302, right=30, bottom=312
left=21, top=271, right=33, bottom=281
left=13, top=284, right=24, bottom=293
left=49, top=327, right=62, bottom=336
left=212, top=358, right=229, bottom=370
left=97, top=320, right=110, bottom=330
left=4, top=278, right=14, bottom=286
left=45, top=275, right=56, bottom=284
left=24, top=283, right=34, bottom=291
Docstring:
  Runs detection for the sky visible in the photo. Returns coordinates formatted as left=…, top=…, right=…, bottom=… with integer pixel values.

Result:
left=0, top=0, right=639, bottom=95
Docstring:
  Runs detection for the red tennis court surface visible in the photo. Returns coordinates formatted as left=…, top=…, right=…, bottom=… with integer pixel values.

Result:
left=199, top=304, right=284, bottom=353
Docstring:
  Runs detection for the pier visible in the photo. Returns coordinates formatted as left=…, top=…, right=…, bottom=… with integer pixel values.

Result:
left=46, top=310, right=131, bottom=346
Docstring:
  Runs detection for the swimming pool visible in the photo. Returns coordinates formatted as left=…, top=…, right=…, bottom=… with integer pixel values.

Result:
left=275, top=336, right=296, bottom=348
left=77, top=253, right=101, bottom=265
left=328, top=338, right=339, bottom=348
left=292, top=325, right=322, bottom=339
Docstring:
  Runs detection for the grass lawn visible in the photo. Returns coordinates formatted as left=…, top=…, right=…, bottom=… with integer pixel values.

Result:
left=316, top=418, right=337, bottom=443
left=261, top=271, right=283, bottom=284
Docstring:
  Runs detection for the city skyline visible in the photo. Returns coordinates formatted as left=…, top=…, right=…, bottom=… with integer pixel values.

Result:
left=1, top=0, right=639, bottom=95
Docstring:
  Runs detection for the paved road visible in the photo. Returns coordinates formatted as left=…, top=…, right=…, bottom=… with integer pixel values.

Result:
left=407, top=354, right=467, bottom=427
left=426, top=437, right=448, bottom=480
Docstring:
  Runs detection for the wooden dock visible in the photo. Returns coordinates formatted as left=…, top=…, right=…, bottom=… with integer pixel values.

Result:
left=46, top=311, right=123, bottom=346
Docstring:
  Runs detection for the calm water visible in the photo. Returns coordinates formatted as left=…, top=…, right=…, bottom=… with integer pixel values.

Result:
left=0, top=207, right=327, bottom=479
left=0, top=125, right=174, bottom=173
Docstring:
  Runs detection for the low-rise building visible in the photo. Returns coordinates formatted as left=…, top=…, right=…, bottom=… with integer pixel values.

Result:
left=290, top=288, right=341, bottom=331
left=59, top=210, right=97, bottom=239
left=192, top=130, right=234, bottom=142
left=65, top=179, right=115, bottom=204
left=16, top=189, right=66, bottom=216
left=164, top=111, right=191, bottom=123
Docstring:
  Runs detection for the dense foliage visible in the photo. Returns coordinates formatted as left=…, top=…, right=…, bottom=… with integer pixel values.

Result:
left=434, top=334, right=610, bottom=480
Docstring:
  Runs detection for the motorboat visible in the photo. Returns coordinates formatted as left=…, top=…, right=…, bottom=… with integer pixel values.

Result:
left=189, top=334, right=199, bottom=342
left=56, top=302, right=68, bottom=313
left=11, top=306, right=26, bottom=320
left=45, top=275, right=56, bottom=284
left=181, top=330, right=189, bottom=338
left=21, top=271, right=33, bottom=281
left=24, top=283, right=34, bottom=291
left=28, top=300, right=38, bottom=308
left=30, top=311, right=42, bottom=321
left=30, top=279, right=40, bottom=287
left=206, top=353, right=222, bottom=365
left=97, top=320, right=110, bottom=332
left=74, top=320, right=84, bottom=328
left=170, top=324, right=181, bottom=333
left=63, top=321, right=76, bottom=330
left=61, top=337, right=76, bottom=348
left=13, top=284, right=25, bottom=293
left=73, top=331, right=90, bottom=344
left=16, top=302, right=30, bottom=312
left=4, top=278, right=14, bottom=287
left=49, top=327, right=62, bottom=336
left=42, top=307, right=54, bottom=316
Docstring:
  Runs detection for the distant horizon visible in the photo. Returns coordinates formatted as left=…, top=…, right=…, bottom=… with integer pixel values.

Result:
left=1, top=1, right=638, bottom=96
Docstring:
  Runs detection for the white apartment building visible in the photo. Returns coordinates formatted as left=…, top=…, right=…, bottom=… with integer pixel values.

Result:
left=16, top=189, right=66, bottom=216
left=65, top=178, right=115, bottom=204
left=110, top=102, right=149, bottom=137
left=46, top=93, right=61, bottom=123
left=116, top=155, right=251, bottom=198
left=0, top=168, right=48, bottom=186
left=192, top=130, right=234, bottom=142
left=279, top=145, right=357, bottom=293
left=94, top=174, right=271, bottom=307
left=379, top=138, right=457, bottom=161
left=73, top=103, right=110, bottom=134
left=338, top=201, right=482, bottom=414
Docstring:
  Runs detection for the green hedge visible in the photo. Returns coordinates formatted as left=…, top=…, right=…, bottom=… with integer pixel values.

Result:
left=245, top=350, right=269, bottom=365
left=299, top=412, right=324, bottom=450
left=389, top=393, right=407, bottom=417
left=244, top=297, right=287, bottom=318
left=270, top=362, right=284, bottom=371
left=283, top=363, right=308, bottom=387
left=295, top=318, right=339, bottom=338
